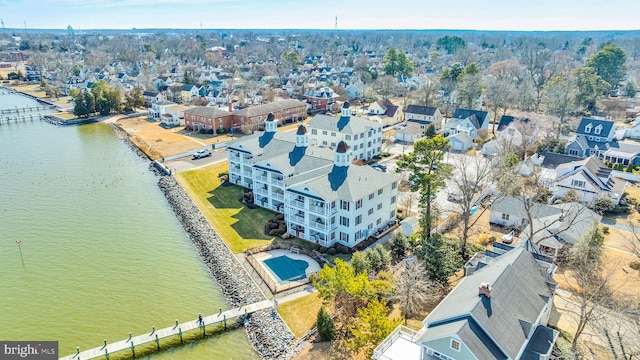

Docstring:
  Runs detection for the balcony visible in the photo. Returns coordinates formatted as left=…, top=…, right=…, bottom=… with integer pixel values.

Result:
left=254, top=174, right=268, bottom=182
left=308, top=220, right=327, bottom=232
left=272, top=192, right=284, bottom=201
left=287, top=199, right=305, bottom=208
left=308, top=203, right=328, bottom=215
left=255, top=187, right=268, bottom=196
left=373, top=326, right=423, bottom=360
left=243, top=171, right=252, bottom=177
left=289, top=213, right=305, bottom=224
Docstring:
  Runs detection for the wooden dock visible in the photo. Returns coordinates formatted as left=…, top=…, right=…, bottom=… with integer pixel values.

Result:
left=59, top=299, right=275, bottom=360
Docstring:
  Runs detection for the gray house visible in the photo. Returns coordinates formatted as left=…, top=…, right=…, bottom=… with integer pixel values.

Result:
left=374, top=245, right=558, bottom=360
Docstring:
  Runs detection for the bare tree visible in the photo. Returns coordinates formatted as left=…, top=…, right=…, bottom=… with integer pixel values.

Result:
left=520, top=43, right=560, bottom=112
left=391, top=260, right=441, bottom=324
left=485, top=60, right=520, bottom=134
left=448, top=154, right=500, bottom=258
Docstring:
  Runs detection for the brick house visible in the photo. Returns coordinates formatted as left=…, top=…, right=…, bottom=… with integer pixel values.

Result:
left=183, top=106, right=233, bottom=132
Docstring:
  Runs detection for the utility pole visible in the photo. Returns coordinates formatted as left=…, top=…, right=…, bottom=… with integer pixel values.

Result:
left=16, top=240, right=25, bottom=268
left=335, top=15, right=338, bottom=30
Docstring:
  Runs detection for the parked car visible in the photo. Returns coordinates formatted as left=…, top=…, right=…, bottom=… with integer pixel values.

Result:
left=447, top=192, right=463, bottom=203
left=370, top=163, right=387, bottom=172
left=192, top=149, right=212, bottom=159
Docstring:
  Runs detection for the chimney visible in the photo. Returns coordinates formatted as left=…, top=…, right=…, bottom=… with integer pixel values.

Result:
left=228, top=102, right=233, bottom=112
left=478, top=282, right=491, bottom=298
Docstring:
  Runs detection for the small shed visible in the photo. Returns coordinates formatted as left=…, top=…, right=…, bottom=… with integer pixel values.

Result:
left=449, top=132, right=474, bottom=152
left=400, top=216, right=419, bottom=237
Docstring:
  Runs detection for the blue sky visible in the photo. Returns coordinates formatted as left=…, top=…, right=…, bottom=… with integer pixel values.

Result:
left=1, top=0, right=639, bottom=31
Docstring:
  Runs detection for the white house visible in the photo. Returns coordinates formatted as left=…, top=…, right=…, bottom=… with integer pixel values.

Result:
left=444, top=109, right=490, bottom=140
left=161, top=104, right=189, bottom=127
left=553, top=156, right=627, bottom=205
left=148, top=100, right=177, bottom=121
left=226, top=117, right=399, bottom=248
left=405, top=105, right=443, bottom=132
left=367, top=98, right=403, bottom=127
left=307, top=102, right=383, bottom=161
left=448, top=132, right=474, bottom=152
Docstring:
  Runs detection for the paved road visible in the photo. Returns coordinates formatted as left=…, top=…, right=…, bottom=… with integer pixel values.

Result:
left=163, top=148, right=228, bottom=173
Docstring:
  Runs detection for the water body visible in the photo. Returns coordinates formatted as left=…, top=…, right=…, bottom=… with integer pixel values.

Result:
left=0, top=94, right=256, bottom=359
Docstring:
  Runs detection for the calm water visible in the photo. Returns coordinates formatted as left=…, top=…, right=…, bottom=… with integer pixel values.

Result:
left=0, top=94, right=256, bottom=359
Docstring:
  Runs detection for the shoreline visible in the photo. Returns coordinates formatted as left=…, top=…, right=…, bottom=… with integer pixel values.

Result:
left=110, top=122, right=295, bottom=359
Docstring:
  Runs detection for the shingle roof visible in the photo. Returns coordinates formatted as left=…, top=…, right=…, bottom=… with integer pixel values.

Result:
left=540, top=151, right=583, bottom=169
left=576, top=117, right=615, bottom=136
left=307, top=113, right=380, bottom=134
left=183, top=106, right=231, bottom=118
left=405, top=105, right=439, bottom=116
left=233, top=99, right=305, bottom=117
left=452, top=108, right=489, bottom=128
left=497, top=115, right=530, bottom=131
left=420, top=248, right=555, bottom=359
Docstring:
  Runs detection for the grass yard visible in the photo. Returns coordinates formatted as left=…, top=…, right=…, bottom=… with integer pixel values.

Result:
left=278, top=292, right=324, bottom=338
left=175, top=161, right=275, bottom=253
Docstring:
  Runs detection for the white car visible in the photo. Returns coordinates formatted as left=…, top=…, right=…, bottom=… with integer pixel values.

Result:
left=192, top=149, right=212, bottom=159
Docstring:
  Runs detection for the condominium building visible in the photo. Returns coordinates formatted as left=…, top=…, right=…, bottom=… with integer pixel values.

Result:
left=227, top=113, right=399, bottom=248
left=307, top=102, right=383, bottom=161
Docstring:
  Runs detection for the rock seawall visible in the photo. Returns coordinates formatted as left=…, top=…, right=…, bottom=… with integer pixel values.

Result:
left=157, top=176, right=294, bottom=359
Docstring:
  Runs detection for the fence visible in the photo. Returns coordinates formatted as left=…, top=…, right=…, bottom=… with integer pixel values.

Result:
left=245, top=253, right=312, bottom=294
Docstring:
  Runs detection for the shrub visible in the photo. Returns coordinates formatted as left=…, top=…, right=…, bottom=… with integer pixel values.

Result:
left=337, top=245, right=349, bottom=254
left=319, top=246, right=328, bottom=253
left=269, top=229, right=285, bottom=236
left=630, top=260, right=640, bottom=271
left=477, top=234, right=490, bottom=246
left=218, top=171, right=229, bottom=178
left=328, top=248, right=337, bottom=256
left=312, top=243, right=320, bottom=251
left=275, top=213, right=285, bottom=221
left=317, top=306, right=335, bottom=341
left=601, top=226, right=610, bottom=235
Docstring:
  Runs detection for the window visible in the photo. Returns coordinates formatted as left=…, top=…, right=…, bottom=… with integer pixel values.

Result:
left=377, top=218, right=382, bottom=225
left=355, top=215, right=362, bottom=225
left=377, top=203, right=383, bottom=210
left=369, top=193, right=374, bottom=200
left=356, top=199, right=362, bottom=209
left=450, top=339, right=461, bottom=352
left=331, top=201, right=336, bottom=209
left=568, top=149, right=579, bottom=156
left=311, top=129, right=317, bottom=135
left=378, top=189, right=384, bottom=195
left=340, top=200, right=349, bottom=210
left=340, top=232, right=349, bottom=242
left=331, top=142, right=336, bottom=147
left=368, top=141, right=372, bottom=147
left=594, top=125, right=602, bottom=135
left=571, top=179, right=586, bottom=188
left=392, top=181, right=397, bottom=190
left=345, top=135, right=351, bottom=141
left=584, top=123, right=592, bottom=133
left=322, top=141, right=328, bottom=145
left=391, top=195, right=396, bottom=204
left=322, top=130, right=328, bottom=135
left=331, top=132, right=336, bottom=137
left=331, top=216, right=336, bottom=224
left=390, top=210, right=395, bottom=219
left=368, top=208, right=374, bottom=215
left=502, top=213, right=510, bottom=220
left=340, top=216, right=349, bottom=226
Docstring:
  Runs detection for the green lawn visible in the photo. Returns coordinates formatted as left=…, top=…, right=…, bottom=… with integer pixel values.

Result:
left=278, top=292, right=324, bottom=338
left=175, top=161, right=275, bottom=253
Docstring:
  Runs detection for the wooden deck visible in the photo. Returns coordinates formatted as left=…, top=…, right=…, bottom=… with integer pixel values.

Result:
left=59, top=299, right=275, bottom=360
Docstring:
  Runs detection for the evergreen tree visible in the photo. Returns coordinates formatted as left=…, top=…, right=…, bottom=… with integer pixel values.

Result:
left=316, top=306, right=335, bottom=341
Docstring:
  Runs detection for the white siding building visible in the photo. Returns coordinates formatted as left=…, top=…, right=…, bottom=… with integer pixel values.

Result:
left=227, top=113, right=399, bottom=248
left=306, top=102, right=383, bottom=161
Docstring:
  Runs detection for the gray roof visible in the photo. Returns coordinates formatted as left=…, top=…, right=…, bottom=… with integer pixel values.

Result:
left=533, top=203, right=602, bottom=246
left=540, top=151, right=583, bottom=169
left=520, top=325, right=559, bottom=360
left=253, top=146, right=334, bottom=177
left=490, top=196, right=560, bottom=220
left=233, top=99, right=306, bottom=117
left=452, top=108, right=489, bottom=128
left=285, top=164, right=400, bottom=202
left=449, top=132, right=473, bottom=144
left=576, top=117, right=615, bottom=136
left=405, top=105, right=439, bottom=116
left=420, top=248, right=555, bottom=359
left=307, top=113, right=380, bottom=135
left=183, top=106, right=231, bottom=117
left=556, top=156, right=614, bottom=191
left=418, top=318, right=506, bottom=360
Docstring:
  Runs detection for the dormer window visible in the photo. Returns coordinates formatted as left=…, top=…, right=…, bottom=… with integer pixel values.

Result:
left=594, top=125, right=602, bottom=135
left=584, top=123, right=593, bottom=133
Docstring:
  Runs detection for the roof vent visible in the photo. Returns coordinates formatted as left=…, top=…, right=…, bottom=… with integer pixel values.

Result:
left=478, top=282, right=492, bottom=298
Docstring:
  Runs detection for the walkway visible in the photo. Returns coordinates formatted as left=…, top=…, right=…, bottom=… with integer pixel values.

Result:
left=59, top=299, right=274, bottom=360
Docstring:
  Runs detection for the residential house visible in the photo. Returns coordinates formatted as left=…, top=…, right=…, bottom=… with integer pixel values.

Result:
left=552, top=155, right=627, bottom=205
left=143, top=91, right=164, bottom=107
left=232, top=99, right=306, bottom=131
left=374, top=244, right=558, bottom=360
left=167, top=85, right=183, bottom=103
left=449, top=132, right=474, bottom=152
left=394, top=122, right=426, bottom=143
left=307, top=102, right=383, bottom=161
left=444, top=109, right=490, bottom=140
left=345, top=83, right=364, bottom=100
left=305, top=87, right=338, bottom=111
left=226, top=118, right=399, bottom=248
left=482, top=116, right=539, bottom=157
left=181, top=84, right=201, bottom=103
left=148, top=100, right=177, bottom=121
left=367, top=98, right=403, bottom=127
left=161, top=104, right=190, bottom=127
left=405, top=105, right=443, bottom=132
